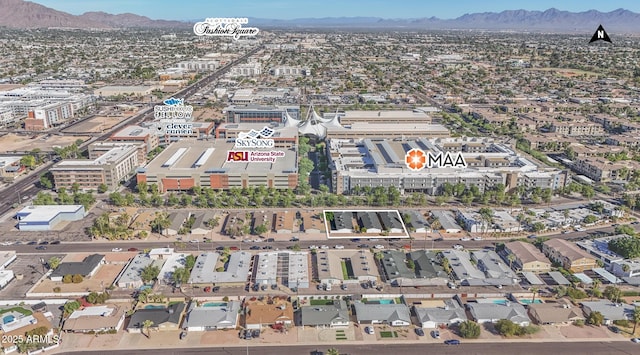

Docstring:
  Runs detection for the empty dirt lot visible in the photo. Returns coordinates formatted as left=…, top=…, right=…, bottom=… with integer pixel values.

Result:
left=62, top=116, right=126, bottom=134
left=0, top=133, right=90, bottom=153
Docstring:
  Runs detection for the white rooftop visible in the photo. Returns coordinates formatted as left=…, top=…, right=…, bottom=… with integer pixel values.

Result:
left=16, top=205, right=83, bottom=222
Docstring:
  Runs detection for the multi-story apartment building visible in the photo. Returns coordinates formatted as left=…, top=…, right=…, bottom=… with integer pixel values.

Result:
left=542, top=239, right=597, bottom=273
left=550, top=122, right=605, bottom=136
left=572, top=157, right=640, bottom=182
left=503, top=241, right=551, bottom=273
left=50, top=145, right=139, bottom=191
left=328, top=137, right=566, bottom=195
left=109, top=125, right=160, bottom=156
left=230, top=62, right=261, bottom=76
left=25, top=101, right=74, bottom=130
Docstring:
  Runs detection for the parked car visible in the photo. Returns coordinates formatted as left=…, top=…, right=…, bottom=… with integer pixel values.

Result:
left=609, top=326, right=621, bottom=334
left=27, top=241, right=37, bottom=245
left=433, top=237, right=443, bottom=241
left=415, top=328, right=425, bottom=336
left=334, top=245, right=345, bottom=249
left=460, top=237, right=471, bottom=241
left=444, top=339, right=460, bottom=345
left=431, top=330, right=440, bottom=338
left=373, top=245, right=385, bottom=249
left=365, top=326, right=374, bottom=335
left=230, top=246, right=239, bottom=251
left=341, top=284, right=348, bottom=290
left=111, top=248, right=123, bottom=252
left=262, top=245, right=273, bottom=250
left=320, top=245, right=329, bottom=249
left=35, top=246, right=47, bottom=250
left=128, top=248, right=139, bottom=252
left=472, top=237, right=483, bottom=241
left=266, top=238, right=275, bottom=242
left=361, top=283, right=370, bottom=289
left=631, top=338, right=640, bottom=343
left=39, top=241, right=49, bottom=245
left=251, top=329, right=260, bottom=338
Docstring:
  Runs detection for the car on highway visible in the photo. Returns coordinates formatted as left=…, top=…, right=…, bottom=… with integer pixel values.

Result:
left=444, top=339, right=460, bottom=345
left=0, top=242, right=11, bottom=246
left=334, top=245, right=345, bottom=249
left=39, top=241, right=49, bottom=245
left=249, top=246, right=260, bottom=250
left=357, top=244, right=370, bottom=249
left=434, top=237, right=444, bottom=241
left=431, top=330, right=440, bottom=338
left=453, top=244, right=464, bottom=250
left=50, top=241, right=61, bottom=245
left=290, top=236, right=299, bottom=242
left=128, top=248, right=139, bottom=252
left=415, top=328, right=425, bottom=336
left=373, top=245, right=385, bottom=249
left=27, top=241, right=37, bottom=245
left=631, top=338, right=640, bottom=343
left=460, top=237, right=471, bottom=241
left=320, top=245, right=329, bottom=249
left=111, top=248, right=122, bottom=252
left=365, top=326, right=374, bottom=335
left=35, top=246, right=47, bottom=250
left=472, top=237, right=483, bottom=241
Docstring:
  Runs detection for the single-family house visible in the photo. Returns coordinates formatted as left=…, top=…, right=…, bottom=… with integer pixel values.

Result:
left=353, top=303, right=411, bottom=326
left=183, top=300, right=240, bottom=331
left=126, top=303, right=186, bottom=333
left=300, top=300, right=350, bottom=328
left=466, top=301, right=530, bottom=326
left=528, top=299, right=584, bottom=325
left=581, top=301, right=635, bottom=325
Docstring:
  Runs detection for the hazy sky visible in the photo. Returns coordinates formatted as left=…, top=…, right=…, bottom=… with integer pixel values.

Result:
left=30, top=0, right=640, bottom=20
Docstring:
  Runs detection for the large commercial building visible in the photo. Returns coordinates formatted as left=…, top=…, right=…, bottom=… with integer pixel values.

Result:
left=137, top=139, right=298, bottom=192
left=16, top=205, right=86, bottom=231
left=51, top=144, right=139, bottom=191
left=223, top=105, right=300, bottom=123
left=328, top=137, right=567, bottom=195
left=326, top=110, right=433, bottom=125
left=325, top=122, right=449, bottom=140
left=215, top=123, right=298, bottom=148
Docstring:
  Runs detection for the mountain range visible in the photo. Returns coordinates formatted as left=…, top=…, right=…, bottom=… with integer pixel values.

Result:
left=1, top=0, right=639, bottom=33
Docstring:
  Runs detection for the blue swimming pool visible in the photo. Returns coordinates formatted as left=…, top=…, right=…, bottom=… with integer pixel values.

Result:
left=2, top=315, right=15, bottom=324
left=492, top=300, right=508, bottom=305
left=144, top=305, right=165, bottom=310
left=378, top=299, right=394, bottom=304
left=203, top=302, right=227, bottom=307
left=520, top=299, right=543, bottom=305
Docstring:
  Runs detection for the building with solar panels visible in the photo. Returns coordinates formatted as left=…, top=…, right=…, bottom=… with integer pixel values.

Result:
left=328, top=137, right=567, bottom=195
left=137, top=138, right=298, bottom=192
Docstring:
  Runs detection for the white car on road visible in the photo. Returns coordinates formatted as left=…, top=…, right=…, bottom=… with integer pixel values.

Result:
left=473, top=237, right=483, bottom=241
left=111, top=248, right=122, bottom=252
left=320, top=245, right=330, bottom=249
left=373, top=245, right=385, bottom=249
left=309, top=245, right=318, bottom=250
left=460, top=237, right=471, bottom=241
left=453, top=244, right=464, bottom=250
left=334, top=245, right=345, bottom=249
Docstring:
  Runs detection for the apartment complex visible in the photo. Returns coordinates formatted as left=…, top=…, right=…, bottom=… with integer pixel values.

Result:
left=137, top=139, right=298, bottom=192
left=503, top=241, right=552, bottom=273
left=109, top=125, right=160, bottom=156
left=542, top=239, right=597, bottom=273
left=328, top=137, right=566, bottom=195
left=327, top=110, right=433, bottom=125
left=51, top=144, right=139, bottom=191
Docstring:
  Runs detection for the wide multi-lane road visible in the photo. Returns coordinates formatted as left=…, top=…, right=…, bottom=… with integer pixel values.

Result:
left=2, top=222, right=636, bottom=255
left=58, top=341, right=640, bottom=355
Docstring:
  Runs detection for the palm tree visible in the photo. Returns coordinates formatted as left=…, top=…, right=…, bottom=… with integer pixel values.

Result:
left=507, top=253, right=516, bottom=270
left=142, top=319, right=154, bottom=338
left=531, top=287, right=539, bottom=303
left=326, top=348, right=339, bottom=355
left=632, top=307, right=640, bottom=335
left=591, top=278, right=602, bottom=300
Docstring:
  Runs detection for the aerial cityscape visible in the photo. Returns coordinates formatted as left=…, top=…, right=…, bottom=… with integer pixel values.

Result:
left=1, top=1, right=640, bottom=354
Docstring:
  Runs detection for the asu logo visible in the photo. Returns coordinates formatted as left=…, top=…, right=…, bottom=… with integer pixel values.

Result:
left=226, top=151, right=248, bottom=162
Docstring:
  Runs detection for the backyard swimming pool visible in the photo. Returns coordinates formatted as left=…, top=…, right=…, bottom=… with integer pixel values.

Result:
left=519, top=299, right=543, bottom=305
left=203, top=302, right=227, bottom=307
left=144, top=305, right=166, bottom=310
left=2, top=315, right=15, bottom=324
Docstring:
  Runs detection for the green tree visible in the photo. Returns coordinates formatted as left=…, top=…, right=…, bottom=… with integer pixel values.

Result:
left=495, top=319, right=521, bottom=337
left=172, top=267, right=189, bottom=286
left=98, top=183, right=108, bottom=193
left=72, top=274, right=83, bottom=283
left=20, top=155, right=36, bottom=169
left=142, top=319, right=154, bottom=338
left=587, top=311, right=605, bottom=326
left=603, top=286, right=622, bottom=303
left=47, top=256, right=61, bottom=270
left=254, top=223, right=268, bottom=235
left=459, top=320, right=481, bottom=338
left=150, top=212, right=170, bottom=234
left=326, top=348, right=339, bottom=355
left=185, top=254, right=196, bottom=271
left=140, top=264, right=160, bottom=283
left=63, top=300, right=81, bottom=316
left=39, top=173, right=53, bottom=189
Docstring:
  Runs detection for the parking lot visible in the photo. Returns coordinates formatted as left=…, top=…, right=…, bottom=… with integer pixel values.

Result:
left=0, top=254, right=64, bottom=299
